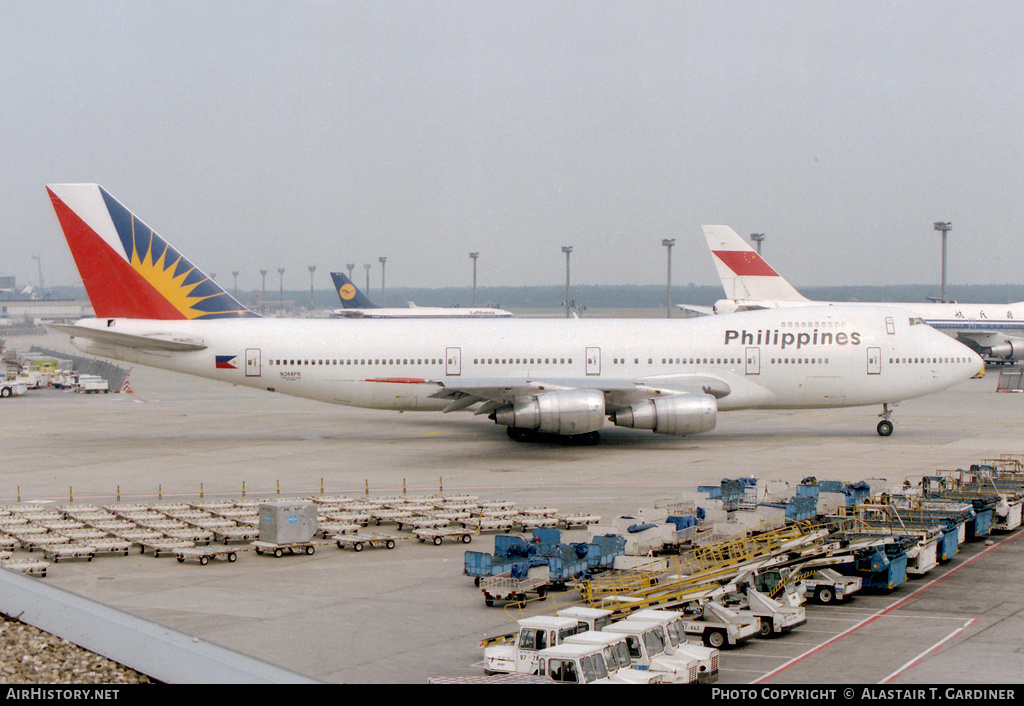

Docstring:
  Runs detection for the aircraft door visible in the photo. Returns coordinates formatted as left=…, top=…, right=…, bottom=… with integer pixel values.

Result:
left=745, top=347, right=760, bottom=375
left=867, top=347, right=881, bottom=375
left=245, top=348, right=261, bottom=377
left=585, top=347, right=601, bottom=376
left=446, top=347, right=462, bottom=376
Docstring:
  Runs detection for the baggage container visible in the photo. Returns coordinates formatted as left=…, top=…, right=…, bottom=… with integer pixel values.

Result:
left=258, top=501, right=318, bottom=544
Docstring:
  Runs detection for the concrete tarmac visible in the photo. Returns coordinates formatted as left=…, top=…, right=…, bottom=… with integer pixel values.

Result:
left=2, top=333, right=1023, bottom=684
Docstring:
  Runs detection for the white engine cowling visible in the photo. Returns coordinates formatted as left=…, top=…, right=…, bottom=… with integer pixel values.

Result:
left=985, top=338, right=1024, bottom=361
left=610, top=394, right=717, bottom=436
left=712, top=299, right=739, bottom=314
left=492, top=389, right=606, bottom=436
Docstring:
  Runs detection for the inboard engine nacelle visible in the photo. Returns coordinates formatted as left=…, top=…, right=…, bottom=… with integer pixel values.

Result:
left=610, top=394, right=718, bottom=436
left=492, top=389, right=606, bottom=435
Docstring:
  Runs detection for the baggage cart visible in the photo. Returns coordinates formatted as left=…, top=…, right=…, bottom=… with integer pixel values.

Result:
left=175, top=546, right=239, bottom=565
left=334, top=532, right=399, bottom=552
left=480, top=565, right=551, bottom=606
left=139, top=538, right=194, bottom=557
left=252, top=540, right=316, bottom=557
left=413, top=527, right=474, bottom=545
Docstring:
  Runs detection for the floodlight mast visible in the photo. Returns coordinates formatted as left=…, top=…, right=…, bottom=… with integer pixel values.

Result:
left=469, top=252, right=479, bottom=306
left=662, top=238, right=675, bottom=318
left=933, top=222, right=952, bottom=303
left=750, top=233, right=765, bottom=255
left=561, top=246, right=573, bottom=318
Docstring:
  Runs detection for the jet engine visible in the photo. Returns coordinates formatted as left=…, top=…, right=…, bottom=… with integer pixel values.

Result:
left=610, top=393, right=717, bottom=436
left=712, top=299, right=739, bottom=314
left=984, top=338, right=1024, bottom=361
left=492, top=389, right=606, bottom=436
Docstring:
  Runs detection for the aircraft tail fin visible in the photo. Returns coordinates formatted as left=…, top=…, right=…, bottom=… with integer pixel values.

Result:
left=702, top=225, right=808, bottom=302
left=329, top=271, right=379, bottom=309
left=47, top=184, right=258, bottom=320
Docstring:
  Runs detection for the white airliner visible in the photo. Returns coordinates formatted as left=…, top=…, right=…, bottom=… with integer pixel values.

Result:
left=329, top=271, right=514, bottom=319
left=693, top=225, right=1024, bottom=363
left=46, top=184, right=980, bottom=441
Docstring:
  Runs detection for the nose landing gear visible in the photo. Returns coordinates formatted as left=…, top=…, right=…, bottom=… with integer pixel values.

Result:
left=877, top=403, right=896, bottom=437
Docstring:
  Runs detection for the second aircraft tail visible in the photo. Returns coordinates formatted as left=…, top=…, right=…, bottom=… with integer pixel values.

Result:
left=702, top=225, right=808, bottom=303
left=330, top=271, right=380, bottom=309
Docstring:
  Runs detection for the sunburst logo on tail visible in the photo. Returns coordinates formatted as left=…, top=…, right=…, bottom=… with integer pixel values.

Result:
left=101, top=189, right=258, bottom=319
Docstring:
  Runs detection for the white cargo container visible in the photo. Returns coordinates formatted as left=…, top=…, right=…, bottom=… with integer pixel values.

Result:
left=258, top=501, right=318, bottom=544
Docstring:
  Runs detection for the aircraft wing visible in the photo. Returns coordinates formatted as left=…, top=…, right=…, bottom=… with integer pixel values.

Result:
left=429, top=374, right=731, bottom=414
left=48, top=323, right=209, bottom=352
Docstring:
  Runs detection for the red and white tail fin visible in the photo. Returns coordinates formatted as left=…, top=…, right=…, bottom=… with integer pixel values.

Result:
left=47, top=184, right=257, bottom=320
left=702, top=225, right=808, bottom=303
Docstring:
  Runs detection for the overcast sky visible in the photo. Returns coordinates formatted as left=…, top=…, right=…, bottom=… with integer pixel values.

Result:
left=3, top=1, right=1022, bottom=294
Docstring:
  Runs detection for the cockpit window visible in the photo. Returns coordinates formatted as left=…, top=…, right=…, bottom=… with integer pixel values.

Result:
left=908, top=317, right=925, bottom=326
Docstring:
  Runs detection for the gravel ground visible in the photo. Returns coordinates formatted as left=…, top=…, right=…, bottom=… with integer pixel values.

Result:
left=0, top=614, right=151, bottom=684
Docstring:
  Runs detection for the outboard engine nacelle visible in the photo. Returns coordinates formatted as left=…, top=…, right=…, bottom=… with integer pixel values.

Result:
left=985, top=338, right=1024, bottom=361
left=611, top=394, right=717, bottom=436
left=492, top=389, right=606, bottom=436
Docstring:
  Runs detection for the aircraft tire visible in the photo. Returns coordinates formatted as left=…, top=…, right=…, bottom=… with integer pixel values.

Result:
left=877, top=420, right=894, bottom=437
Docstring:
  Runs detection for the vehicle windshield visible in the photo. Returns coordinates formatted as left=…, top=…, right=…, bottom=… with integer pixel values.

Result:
left=643, top=629, right=666, bottom=656
left=614, top=641, right=633, bottom=667
left=583, top=654, right=607, bottom=682
left=665, top=621, right=683, bottom=646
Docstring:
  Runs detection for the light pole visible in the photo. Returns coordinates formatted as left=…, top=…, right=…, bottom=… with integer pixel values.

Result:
left=469, top=252, right=479, bottom=306
left=933, top=222, right=952, bottom=303
left=232, top=271, right=239, bottom=297
left=260, top=269, right=267, bottom=313
left=750, top=233, right=765, bottom=255
left=561, top=246, right=573, bottom=318
left=308, top=265, right=316, bottom=311
left=662, top=238, right=675, bottom=318
left=277, top=268, right=285, bottom=313
left=379, top=257, right=387, bottom=307
left=346, top=264, right=355, bottom=282
left=31, top=255, right=44, bottom=298
left=364, top=264, right=371, bottom=293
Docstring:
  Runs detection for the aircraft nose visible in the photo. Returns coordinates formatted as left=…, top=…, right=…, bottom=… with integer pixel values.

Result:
left=942, top=334, right=983, bottom=381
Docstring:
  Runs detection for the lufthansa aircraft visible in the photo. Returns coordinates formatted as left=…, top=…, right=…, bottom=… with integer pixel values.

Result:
left=46, top=184, right=980, bottom=442
left=695, top=225, right=1024, bottom=364
left=329, top=271, right=514, bottom=319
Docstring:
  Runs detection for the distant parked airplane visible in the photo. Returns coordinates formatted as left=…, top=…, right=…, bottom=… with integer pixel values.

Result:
left=688, top=225, right=1024, bottom=363
left=46, top=184, right=980, bottom=441
left=329, top=271, right=514, bottom=319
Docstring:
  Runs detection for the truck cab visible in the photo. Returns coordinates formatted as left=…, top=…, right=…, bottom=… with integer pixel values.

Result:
left=533, top=643, right=614, bottom=684
left=625, top=609, right=720, bottom=683
left=483, top=616, right=583, bottom=675
left=601, top=620, right=700, bottom=684
left=563, top=631, right=666, bottom=683
left=556, top=606, right=615, bottom=632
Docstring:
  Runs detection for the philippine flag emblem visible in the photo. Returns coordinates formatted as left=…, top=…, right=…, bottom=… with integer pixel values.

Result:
left=215, top=355, right=238, bottom=369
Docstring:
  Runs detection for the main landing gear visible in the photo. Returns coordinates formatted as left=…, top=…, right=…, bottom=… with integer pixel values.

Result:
left=506, top=427, right=601, bottom=446
left=877, top=403, right=896, bottom=437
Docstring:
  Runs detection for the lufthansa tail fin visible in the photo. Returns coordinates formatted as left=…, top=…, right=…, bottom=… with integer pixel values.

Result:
left=702, top=225, right=808, bottom=303
left=330, top=271, right=379, bottom=309
left=47, top=184, right=257, bottom=320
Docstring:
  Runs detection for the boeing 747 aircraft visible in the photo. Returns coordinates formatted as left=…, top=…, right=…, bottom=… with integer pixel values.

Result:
left=329, top=271, right=514, bottom=319
left=695, top=225, right=1024, bottom=364
left=46, top=184, right=980, bottom=441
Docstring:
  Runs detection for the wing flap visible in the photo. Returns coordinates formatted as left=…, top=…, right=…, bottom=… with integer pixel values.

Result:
left=429, top=375, right=731, bottom=412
